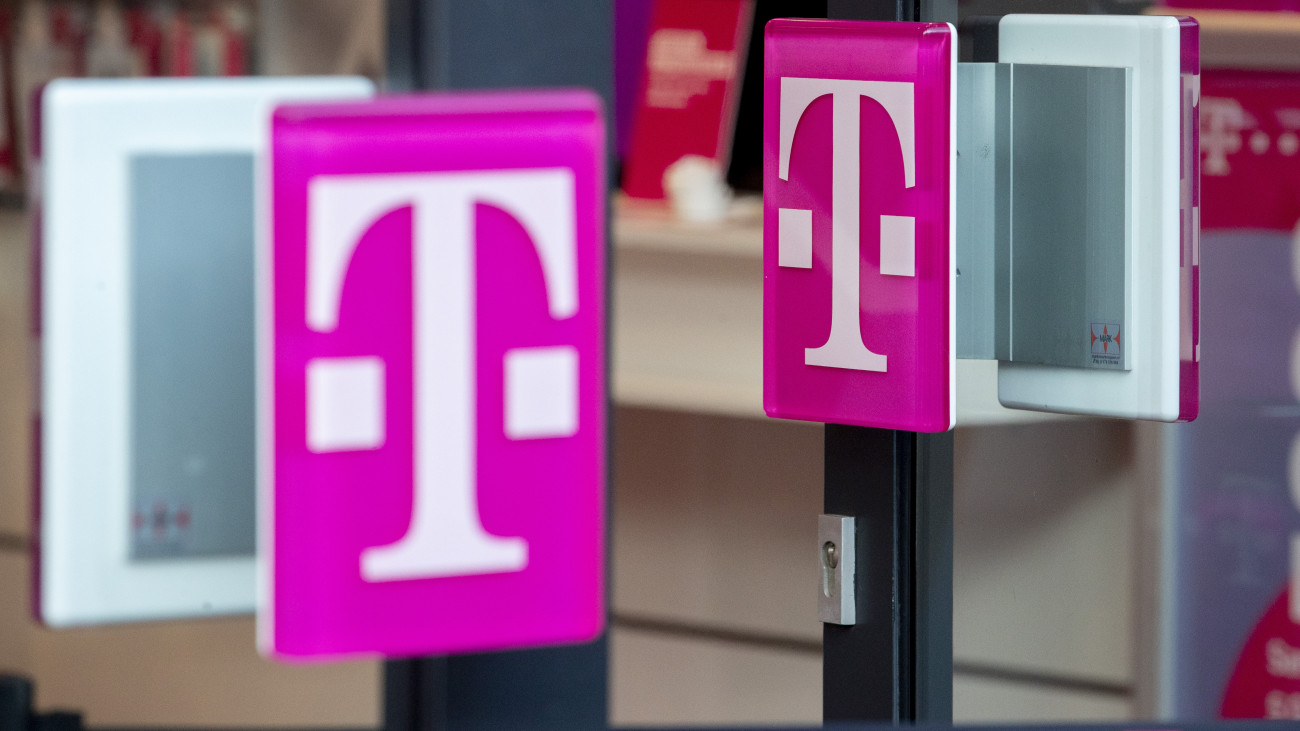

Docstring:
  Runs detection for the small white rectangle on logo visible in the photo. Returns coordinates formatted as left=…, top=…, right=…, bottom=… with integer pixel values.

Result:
left=306, top=356, right=386, bottom=453
left=505, top=346, right=578, bottom=440
left=778, top=207, right=813, bottom=269
left=880, top=215, right=915, bottom=277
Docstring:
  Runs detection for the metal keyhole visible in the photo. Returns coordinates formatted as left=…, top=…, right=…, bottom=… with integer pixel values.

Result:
left=818, top=514, right=855, bottom=625
left=821, top=540, right=838, bottom=598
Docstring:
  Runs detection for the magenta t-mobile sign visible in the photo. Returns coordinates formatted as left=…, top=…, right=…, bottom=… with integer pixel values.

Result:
left=261, top=91, right=606, bottom=660
left=763, top=19, right=955, bottom=432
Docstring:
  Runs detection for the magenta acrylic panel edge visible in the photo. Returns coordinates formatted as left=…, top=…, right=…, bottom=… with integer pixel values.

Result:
left=762, top=19, right=955, bottom=432
left=1178, top=16, right=1201, bottom=422
left=263, top=89, right=607, bottom=661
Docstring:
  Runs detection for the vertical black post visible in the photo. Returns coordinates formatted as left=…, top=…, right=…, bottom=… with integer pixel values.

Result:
left=382, top=0, right=422, bottom=92
left=383, top=2, right=612, bottom=730
left=0, top=675, right=33, bottom=731
left=823, top=0, right=956, bottom=725
left=383, top=659, right=445, bottom=731
left=823, top=428, right=953, bottom=723
left=401, top=0, right=614, bottom=112
left=385, top=644, right=608, bottom=731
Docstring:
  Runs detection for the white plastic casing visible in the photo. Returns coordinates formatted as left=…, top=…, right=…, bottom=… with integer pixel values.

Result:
left=996, top=15, right=1185, bottom=421
left=39, top=77, right=374, bottom=627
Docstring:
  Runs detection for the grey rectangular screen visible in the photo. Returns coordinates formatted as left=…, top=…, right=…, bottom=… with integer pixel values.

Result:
left=129, top=153, right=256, bottom=561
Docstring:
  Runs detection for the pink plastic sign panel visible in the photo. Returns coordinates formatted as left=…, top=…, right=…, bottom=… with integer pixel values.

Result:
left=763, top=19, right=955, bottom=432
left=262, top=90, right=606, bottom=660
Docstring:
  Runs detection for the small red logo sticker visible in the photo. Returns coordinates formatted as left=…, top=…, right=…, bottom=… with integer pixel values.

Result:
left=1091, top=322, right=1122, bottom=356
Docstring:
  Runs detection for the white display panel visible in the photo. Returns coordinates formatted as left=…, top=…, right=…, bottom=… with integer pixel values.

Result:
left=39, top=76, right=374, bottom=627
left=996, top=14, right=1186, bottom=421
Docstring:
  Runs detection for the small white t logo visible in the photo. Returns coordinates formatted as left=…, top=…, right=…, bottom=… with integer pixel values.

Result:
left=304, top=169, right=578, bottom=582
left=1200, top=96, right=1244, bottom=177
left=777, top=77, right=917, bottom=372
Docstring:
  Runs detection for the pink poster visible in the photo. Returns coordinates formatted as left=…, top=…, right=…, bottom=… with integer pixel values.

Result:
left=1166, top=68, right=1300, bottom=720
left=1199, top=71, right=1300, bottom=231
left=263, top=91, right=607, bottom=660
left=1223, top=592, right=1300, bottom=717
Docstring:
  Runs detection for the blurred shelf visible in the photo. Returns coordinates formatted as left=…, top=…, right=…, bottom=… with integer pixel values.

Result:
left=613, top=195, right=763, bottom=260
left=610, top=202, right=1066, bottom=426
left=1148, top=7, right=1300, bottom=70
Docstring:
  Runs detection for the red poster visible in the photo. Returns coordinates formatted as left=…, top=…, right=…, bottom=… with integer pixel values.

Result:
left=621, top=0, right=752, bottom=200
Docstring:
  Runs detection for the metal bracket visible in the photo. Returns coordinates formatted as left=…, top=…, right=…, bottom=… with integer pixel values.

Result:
left=818, top=514, right=856, bottom=625
left=956, top=62, right=1131, bottom=370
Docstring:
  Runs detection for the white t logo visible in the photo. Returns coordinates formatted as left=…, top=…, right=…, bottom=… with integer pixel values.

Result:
left=304, top=169, right=578, bottom=582
left=1200, top=96, right=1244, bottom=177
left=777, top=77, right=917, bottom=372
